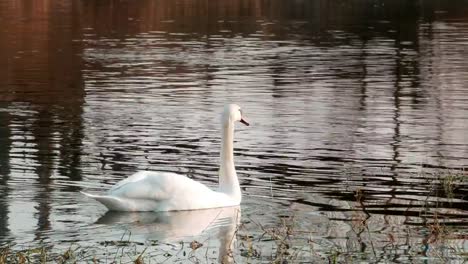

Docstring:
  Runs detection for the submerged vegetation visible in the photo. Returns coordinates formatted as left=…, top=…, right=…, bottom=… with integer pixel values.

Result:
left=1, top=169, right=466, bottom=263
left=0, top=219, right=466, bottom=263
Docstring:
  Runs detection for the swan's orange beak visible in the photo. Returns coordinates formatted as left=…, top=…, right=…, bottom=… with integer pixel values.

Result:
left=240, top=117, right=249, bottom=126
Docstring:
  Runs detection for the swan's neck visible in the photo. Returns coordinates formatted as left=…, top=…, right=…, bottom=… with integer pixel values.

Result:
left=219, top=120, right=241, bottom=201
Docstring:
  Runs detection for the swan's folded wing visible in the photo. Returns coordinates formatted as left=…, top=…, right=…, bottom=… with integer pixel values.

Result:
left=107, top=171, right=170, bottom=201
left=108, top=171, right=149, bottom=192
left=107, top=171, right=212, bottom=201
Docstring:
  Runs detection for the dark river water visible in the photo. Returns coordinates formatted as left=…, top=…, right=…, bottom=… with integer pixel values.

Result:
left=0, top=0, right=467, bottom=262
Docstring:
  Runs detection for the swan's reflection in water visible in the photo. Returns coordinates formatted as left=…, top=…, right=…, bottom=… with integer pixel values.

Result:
left=95, top=206, right=240, bottom=262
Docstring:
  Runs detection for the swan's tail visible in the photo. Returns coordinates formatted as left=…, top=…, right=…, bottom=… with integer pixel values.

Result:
left=81, top=191, right=128, bottom=211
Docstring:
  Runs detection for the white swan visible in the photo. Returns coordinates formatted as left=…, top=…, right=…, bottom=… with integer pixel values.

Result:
left=82, top=104, right=249, bottom=212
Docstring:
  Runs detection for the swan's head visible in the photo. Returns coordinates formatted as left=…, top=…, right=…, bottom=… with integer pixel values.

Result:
left=224, top=104, right=249, bottom=126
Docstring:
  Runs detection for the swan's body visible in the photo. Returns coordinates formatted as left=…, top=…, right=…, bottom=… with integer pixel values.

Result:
left=82, top=171, right=239, bottom=211
left=82, top=104, right=249, bottom=212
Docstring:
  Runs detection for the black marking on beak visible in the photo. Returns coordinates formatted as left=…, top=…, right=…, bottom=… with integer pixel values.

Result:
left=240, top=118, right=249, bottom=126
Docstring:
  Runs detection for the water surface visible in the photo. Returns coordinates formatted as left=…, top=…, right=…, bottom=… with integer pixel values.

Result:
left=0, top=0, right=467, bottom=262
